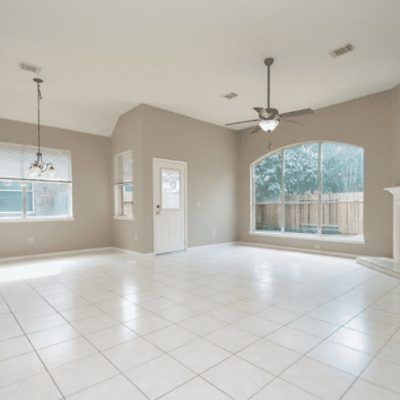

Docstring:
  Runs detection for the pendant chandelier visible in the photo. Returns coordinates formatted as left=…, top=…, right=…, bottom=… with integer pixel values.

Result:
left=28, top=78, right=55, bottom=178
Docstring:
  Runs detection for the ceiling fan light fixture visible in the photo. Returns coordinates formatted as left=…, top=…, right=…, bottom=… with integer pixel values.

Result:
left=259, top=119, right=279, bottom=132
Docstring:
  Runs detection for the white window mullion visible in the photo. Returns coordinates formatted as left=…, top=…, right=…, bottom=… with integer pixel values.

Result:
left=280, top=149, right=285, bottom=233
left=22, top=184, right=27, bottom=219
left=317, top=142, right=322, bottom=235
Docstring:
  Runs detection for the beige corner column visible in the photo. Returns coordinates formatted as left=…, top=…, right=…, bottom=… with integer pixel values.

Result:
left=385, top=186, right=400, bottom=261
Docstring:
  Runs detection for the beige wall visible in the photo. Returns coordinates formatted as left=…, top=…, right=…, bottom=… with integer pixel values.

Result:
left=391, top=85, right=400, bottom=186
left=111, top=106, right=145, bottom=252
left=2, top=86, right=399, bottom=259
left=0, top=118, right=112, bottom=258
left=238, top=90, right=394, bottom=257
left=112, top=105, right=238, bottom=253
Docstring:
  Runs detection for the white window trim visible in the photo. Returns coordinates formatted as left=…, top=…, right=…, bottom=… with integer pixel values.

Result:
left=0, top=141, right=73, bottom=221
left=113, top=150, right=133, bottom=220
left=249, top=230, right=365, bottom=244
left=250, top=141, right=365, bottom=243
left=0, top=179, right=73, bottom=222
left=0, top=217, right=74, bottom=223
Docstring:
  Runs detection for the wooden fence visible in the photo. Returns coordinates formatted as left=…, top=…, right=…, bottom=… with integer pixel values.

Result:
left=255, top=192, right=363, bottom=235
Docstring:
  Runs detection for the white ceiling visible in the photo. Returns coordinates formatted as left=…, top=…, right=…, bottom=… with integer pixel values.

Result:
left=1, top=0, right=399, bottom=136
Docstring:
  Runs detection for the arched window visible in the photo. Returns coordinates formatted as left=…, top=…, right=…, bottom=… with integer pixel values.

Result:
left=251, top=142, right=364, bottom=238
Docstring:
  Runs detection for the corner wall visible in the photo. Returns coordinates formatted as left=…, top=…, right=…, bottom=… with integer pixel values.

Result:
left=111, top=104, right=239, bottom=253
left=238, top=90, right=394, bottom=257
left=0, top=118, right=113, bottom=258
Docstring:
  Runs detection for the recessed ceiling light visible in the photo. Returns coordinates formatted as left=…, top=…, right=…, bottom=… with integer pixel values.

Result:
left=223, top=92, right=238, bottom=100
left=330, top=43, right=354, bottom=58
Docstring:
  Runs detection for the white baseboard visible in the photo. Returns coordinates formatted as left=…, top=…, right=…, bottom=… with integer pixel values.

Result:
left=0, top=246, right=113, bottom=264
left=187, top=241, right=237, bottom=251
left=112, top=247, right=153, bottom=256
left=236, top=241, right=358, bottom=259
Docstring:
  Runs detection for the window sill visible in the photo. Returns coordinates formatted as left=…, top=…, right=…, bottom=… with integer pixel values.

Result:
left=249, top=230, right=365, bottom=244
left=0, top=217, right=74, bottom=223
left=113, top=216, right=134, bottom=221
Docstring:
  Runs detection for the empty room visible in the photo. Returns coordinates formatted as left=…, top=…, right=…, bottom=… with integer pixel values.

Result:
left=1, top=0, right=400, bottom=399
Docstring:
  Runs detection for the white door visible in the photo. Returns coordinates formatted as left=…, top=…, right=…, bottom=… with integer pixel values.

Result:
left=153, top=158, right=187, bottom=254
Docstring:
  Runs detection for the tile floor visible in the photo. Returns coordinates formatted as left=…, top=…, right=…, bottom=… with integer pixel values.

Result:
left=0, top=245, right=399, bottom=399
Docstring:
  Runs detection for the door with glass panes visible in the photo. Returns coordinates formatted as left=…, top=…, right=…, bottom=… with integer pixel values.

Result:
left=153, top=158, right=186, bottom=254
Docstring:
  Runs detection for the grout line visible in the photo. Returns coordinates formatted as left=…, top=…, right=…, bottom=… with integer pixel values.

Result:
left=0, top=291, right=66, bottom=399
left=0, top=249, right=399, bottom=399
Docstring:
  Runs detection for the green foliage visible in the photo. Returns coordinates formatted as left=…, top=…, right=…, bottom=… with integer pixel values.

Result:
left=254, top=142, right=364, bottom=203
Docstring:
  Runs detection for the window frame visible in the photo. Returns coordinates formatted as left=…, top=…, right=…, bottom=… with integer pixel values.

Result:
left=113, top=150, right=133, bottom=220
left=250, top=141, right=365, bottom=243
left=0, top=142, right=73, bottom=223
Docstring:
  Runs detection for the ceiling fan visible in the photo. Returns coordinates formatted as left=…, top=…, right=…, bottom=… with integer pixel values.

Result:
left=226, top=58, right=313, bottom=134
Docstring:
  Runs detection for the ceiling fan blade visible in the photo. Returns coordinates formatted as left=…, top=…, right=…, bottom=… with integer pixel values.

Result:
left=280, top=108, right=314, bottom=118
left=225, top=119, right=260, bottom=127
left=281, top=118, right=303, bottom=126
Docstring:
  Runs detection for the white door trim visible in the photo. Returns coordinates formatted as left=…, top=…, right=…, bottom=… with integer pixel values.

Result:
left=153, top=158, right=188, bottom=255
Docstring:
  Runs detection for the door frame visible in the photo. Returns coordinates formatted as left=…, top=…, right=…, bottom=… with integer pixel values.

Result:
left=153, top=157, right=188, bottom=255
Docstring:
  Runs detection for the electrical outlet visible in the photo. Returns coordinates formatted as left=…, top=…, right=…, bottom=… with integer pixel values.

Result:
left=197, top=201, right=201, bottom=208
left=28, top=236, right=34, bottom=244
left=134, top=234, right=138, bottom=241
left=212, top=229, right=216, bottom=237
left=313, top=244, right=321, bottom=250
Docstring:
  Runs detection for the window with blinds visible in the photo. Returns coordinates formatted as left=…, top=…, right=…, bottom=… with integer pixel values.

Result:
left=113, top=151, right=133, bottom=219
left=0, top=142, right=72, bottom=220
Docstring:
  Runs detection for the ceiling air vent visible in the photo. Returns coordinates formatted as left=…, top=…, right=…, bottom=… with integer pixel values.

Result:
left=19, top=62, right=42, bottom=74
left=223, top=92, right=238, bottom=100
left=330, top=43, right=354, bottom=58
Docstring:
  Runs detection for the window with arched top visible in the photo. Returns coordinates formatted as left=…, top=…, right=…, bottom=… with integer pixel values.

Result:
left=251, top=142, right=364, bottom=239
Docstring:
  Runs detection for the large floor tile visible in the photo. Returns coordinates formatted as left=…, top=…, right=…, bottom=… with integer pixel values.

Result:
left=159, top=377, right=231, bottom=400
left=38, top=337, right=97, bottom=369
left=179, top=314, right=226, bottom=336
left=170, top=338, right=230, bottom=373
left=289, top=316, right=339, bottom=338
left=202, top=355, right=273, bottom=400
left=342, top=378, right=400, bottom=400
left=85, top=324, right=137, bottom=350
left=233, top=315, right=282, bottom=337
left=49, top=353, right=118, bottom=396
left=103, top=337, right=162, bottom=371
left=66, top=374, right=146, bottom=400
left=328, top=327, right=386, bottom=355
left=205, top=325, right=258, bottom=353
left=0, top=336, right=32, bottom=361
left=124, top=315, right=171, bottom=335
left=145, top=325, right=197, bottom=352
left=126, top=354, right=195, bottom=399
left=28, top=324, right=81, bottom=349
left=238, top=339, right=301, bottom=374
left=0, top=352, right=45, bottom=387
left=267, top=326, right=322, bottom=354
left=71, top=314, right=118, bottom=335
left=361, top=358, right=400, bottom=393
left=282, top=357, right=356, bottom=400
left=252, top=377, right=320, bottom=399
left=0, top=322, right=24, bottom=341
left=308, top=341, right=372, bottom=375
left=0, top=372, right=62, bottom=400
